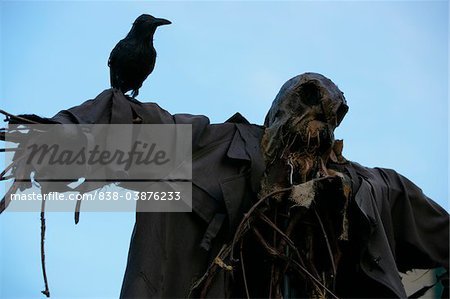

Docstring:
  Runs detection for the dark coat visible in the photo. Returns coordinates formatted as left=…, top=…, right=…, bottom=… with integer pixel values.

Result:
left=334, top=161, right=449, bottom=298
left=44, top=89, right=448, bottom=298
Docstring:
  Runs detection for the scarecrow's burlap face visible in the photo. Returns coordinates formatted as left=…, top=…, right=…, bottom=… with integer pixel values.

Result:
left=262, top=73, right=348, bottom=164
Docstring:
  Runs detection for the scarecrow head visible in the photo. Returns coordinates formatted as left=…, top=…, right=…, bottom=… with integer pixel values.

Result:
left=262, top=72, right=348, bottom=165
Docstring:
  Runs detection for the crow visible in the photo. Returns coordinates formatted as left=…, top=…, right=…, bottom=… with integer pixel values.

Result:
left=108, top=14, right=171, bottom=98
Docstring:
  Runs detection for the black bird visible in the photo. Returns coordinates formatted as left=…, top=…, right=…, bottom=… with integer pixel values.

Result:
left=108, top=14, right=171, bottom=97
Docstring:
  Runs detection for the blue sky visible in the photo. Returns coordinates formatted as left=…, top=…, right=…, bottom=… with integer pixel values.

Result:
left=0, top=1, right=448, bottom=298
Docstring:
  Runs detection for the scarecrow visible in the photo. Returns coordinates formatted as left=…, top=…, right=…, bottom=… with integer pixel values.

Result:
left=1, top=73, right=448, bottom=298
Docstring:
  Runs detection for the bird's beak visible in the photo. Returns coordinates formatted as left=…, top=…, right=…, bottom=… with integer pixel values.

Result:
left=154, top=18, right=171, bottom=26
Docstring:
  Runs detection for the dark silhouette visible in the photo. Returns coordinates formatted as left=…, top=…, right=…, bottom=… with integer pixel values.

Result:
left=108, top=14, right=171, bottom=98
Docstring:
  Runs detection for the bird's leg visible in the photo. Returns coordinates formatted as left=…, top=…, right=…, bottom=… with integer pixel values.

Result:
left=131, top=89, right=139, bottom=98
